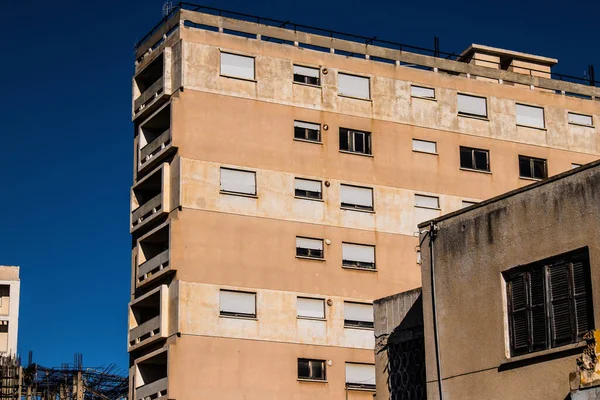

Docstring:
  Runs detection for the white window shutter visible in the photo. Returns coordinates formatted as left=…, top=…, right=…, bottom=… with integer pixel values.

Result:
left=220, top=53, right=255, bottom=80
left=415, top=194, right=439, bottom=209
left=516, top=104, right=545, bottom=128
left=411, top=86, right=435, bottom=98
left=345, top=363, right=376, bottom=385
left=220, top=291, right=256, bottom=315
left=220, top=168, right=256, bottom=195
left=340, top=185, right=373, bottom=207
left=294, top=121, right=321, bottom=131
left=412, top=139, right=437, bottom=154
left=457, top=94, right=487, bottom=117
left=568, top=113, right=593, bottom=126
left=344, top=302, right=373, bottom=323
left=294, top=65, right=319, bottom=78
left=296, top=237, right=323, bottom=250
left=342, top=243, right=375, bottom=263
left=338, top=73, right=370, bottom=99
left=297, top=297, right=325, bottom=319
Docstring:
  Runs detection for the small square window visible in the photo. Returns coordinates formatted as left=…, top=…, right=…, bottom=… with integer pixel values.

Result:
left=519, top=155, right=547, bottom=180
left=294, top=121, right=321, bottom=143
left=338, top=73, right=370, bottom=100
left=220, top=52, right=255, bottom=80
left=460, top=146, right=490, bottom=172
left=294, top=178, right=322, bottom=200
left=339, top=128, right=372, bottom=155
left=298, top=359, right=326, bottom=381
left=457, top=94, right=487, bottom=118
left=219, top=290, right=256, bottom=318
left=412, top=139, right=437, bottom=154
left=345, top=363, right=376, bottom=391
left=293, top=65, right=320, bottom=86
left=220, top=168, right=256, bottom=196
left=297, top=297, right=325, bottom=319
left=296, top=237, right=324, bottom=259
left=342, top=243, right=375, bottom=270
left=340, top=185, right=373, bottom=211
left=344, top=301, right=374, bottom=329
left=516, top=104, right=545, bottom=129
left=411, top=85, right=435, bottom=99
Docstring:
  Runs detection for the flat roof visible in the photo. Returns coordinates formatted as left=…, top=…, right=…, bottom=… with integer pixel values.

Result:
left=418, top=159, right=600, bottom=229
left=460, top=43, right=558, bottom=66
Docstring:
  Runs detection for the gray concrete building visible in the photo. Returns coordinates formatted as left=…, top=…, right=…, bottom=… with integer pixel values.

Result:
left=375, top=161, right=600, bottom=399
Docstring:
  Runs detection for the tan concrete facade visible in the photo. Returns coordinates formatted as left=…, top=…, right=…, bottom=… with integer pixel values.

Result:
left=129, top=7, right=600, bottom=399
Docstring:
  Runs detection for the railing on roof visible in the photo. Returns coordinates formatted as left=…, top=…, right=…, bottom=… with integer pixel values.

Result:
left=134, top=2, right=599, bottom=89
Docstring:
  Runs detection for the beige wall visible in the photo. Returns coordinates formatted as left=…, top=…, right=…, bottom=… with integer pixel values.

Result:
left=419, top=165, right=600, bottom=400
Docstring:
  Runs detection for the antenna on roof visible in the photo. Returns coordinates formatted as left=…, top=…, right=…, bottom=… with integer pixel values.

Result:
left=162, top=1, right=174, bottom=17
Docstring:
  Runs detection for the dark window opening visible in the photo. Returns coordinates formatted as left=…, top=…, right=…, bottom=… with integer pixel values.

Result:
left=295, top=188, right=322, bottom=199
left=298, top=359, right=326, bottom=381
left=505, top=247, right=593, bottom=357
left=344, top=319, right=375, bottom=329
left=294, top=74, right=320, bottom=86
left=294, top=126, right=320, bottom=142
left=342, top=259, right=376, bottom=270
left=519, top=155, right=547, bottom=179
left=339, top=128, right=372, bottom=155
left=460, top=146, right=490, bottom=172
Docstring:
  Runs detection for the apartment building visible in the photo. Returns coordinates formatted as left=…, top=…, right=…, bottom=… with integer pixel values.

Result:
left=128, top=4, right=600, bottom=399
left=374, top=161, right=600, bottom=400
left=0, top=266, right=20, bottom=355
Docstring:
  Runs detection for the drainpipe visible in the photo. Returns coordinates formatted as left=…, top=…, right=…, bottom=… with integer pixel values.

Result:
left=428, top=221, right=444, bottom=400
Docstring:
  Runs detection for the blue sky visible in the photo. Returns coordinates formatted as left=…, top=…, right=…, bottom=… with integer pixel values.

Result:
left=0, top=0, right=598, bottom=370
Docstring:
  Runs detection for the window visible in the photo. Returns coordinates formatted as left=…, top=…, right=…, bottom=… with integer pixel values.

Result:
left=412, top=139, right=437, bottom=154
left=220, top=52, right=255, bottom=80
left=457, top=94, right=487, bottom=118
left=295, top=178, right=322, bottom=200
left=516, top=104, right=545, bottom=129
left=340, top=185, right=373, bottom=211
left=568, top=112, right=593, bottom=127
left=293, top=65, right=320, bottom=86
left=572, top=163, right=582, bottom=169
left=296, top=237, right=324, bottom=259
left=460, top=146, right=490, bottom=172
left=415, top=194, right=440, bottom=227
left=220, top=168, right=256, bottom=195
left=342, top=243, right=375, bottom=270
left=297, top=297, right=325, bottom=319
left=519, top=155, right=547, bottom=180
left=345, top=363, right=376, bottom=391
left=294, top=121, right=321, bottom=143
left=505, top=247, right=593, bottom=357
left=219, top=290, right=256, bottom=318
left=298, top=359, right=326, bottom=381
left=415, top=194, right=439, bottom=209
left=338, top=73, right=370, bottom=100
left=461, top=200, right=478, bottom=208
left=411, top=85, right=435, bottom=99
left=344, top=302, right=374, bottom=329
left=339, top=128, right=372, bottom=155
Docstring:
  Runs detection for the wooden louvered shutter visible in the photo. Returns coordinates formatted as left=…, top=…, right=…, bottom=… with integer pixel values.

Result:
left=529, top=268, right=548, bottom=352
left=549, top=261, right=574, bottom=347
left=509, top=273, right=529, bottom=355
left=572, top=259, right=592, bottom=338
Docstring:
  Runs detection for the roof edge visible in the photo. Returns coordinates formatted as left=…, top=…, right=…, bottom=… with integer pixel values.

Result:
left=460, top=43, right=558, bottom=65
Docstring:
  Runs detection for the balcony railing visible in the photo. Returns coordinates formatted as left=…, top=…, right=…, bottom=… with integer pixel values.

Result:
left=139, top=129, right=172, bottom=170
left=132, top=48, right=173, bottom=121
left=135, top=377, right=168, bottom=400
left=130, top=315, right=161, bottom=347
left=138, top=249, right=170, bottom=285
left=134, top=76, right=165, bottom=114
left=131, top=194, right=162, bottom=229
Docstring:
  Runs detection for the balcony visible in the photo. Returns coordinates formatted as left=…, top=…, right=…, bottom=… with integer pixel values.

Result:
left=134, top=348, right=168, bottom=400
left=135, top=221, right=172, bottom=289
left=132, top=49, right=172, bottom=121
left=129, top=285, right=168, bottom=352
left=131, top=163, right=171, bottom=233
left=138, top=102, right=175, bottom=174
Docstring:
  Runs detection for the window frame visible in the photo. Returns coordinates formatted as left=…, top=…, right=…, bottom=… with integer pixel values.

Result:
left=568, top=112, right=594, bottom=127
left=293, top=65, right=321, bottom=87
left=345, top=362, right=376, bottom=391
left=294, top=120, right=322, bottom=143
left=296, top=297, right=326, bottom=320
left=410, top=85, right=436, bottom=100
left=518, top=155, right=548, bottom=180
left=294, top=178, right=323, bottom=201
left=219, top=167, right=257, bottom=196
left=504, top=247, right=593, bottom=357
left=459, top=146, right=491, bottom=172
left=296, top=236, right=325, bottom=260
left=342, top=242, right=376, bottom=271
left=414, top=194, right=440, bottom=210
left=297, top=358, right=327, bottom=382
left=339, top=128, right=372, bottom=156
left=338, top=72, right=371, bottom=100
left=219, top=51, right=256, bottom=81
left=457, top=93, right=488, bottom=119
left=219, top=289, right=257, bottom=319
left=516, top=103, right=546, bottom=129
left=343, top=301, right=375, bottom=329
left=340, top=184, right=374, bottom=212
left=412, top=139, right=438, bottom=155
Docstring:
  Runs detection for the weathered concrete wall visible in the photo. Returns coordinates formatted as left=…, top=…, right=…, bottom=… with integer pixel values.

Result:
left=419, top=164, right=600, bottom=400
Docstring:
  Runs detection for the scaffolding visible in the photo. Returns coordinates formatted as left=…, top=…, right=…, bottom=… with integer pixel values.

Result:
left=0, top=352, right=128, bottom=400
